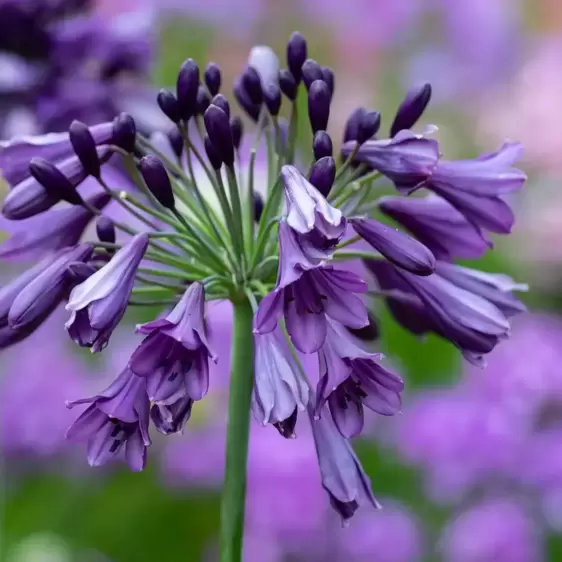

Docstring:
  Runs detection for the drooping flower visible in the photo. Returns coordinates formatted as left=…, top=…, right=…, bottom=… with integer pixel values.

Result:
left=378, top=195, right=491, bottom=261
left=252, top=328, right=310, bottom=434
left=425, top=142, right=526, bottom=234
left=66, top=369, right=151, bottom=471
left=316, top=320, right=403, bottom=438
left=341, top=131, right=440, bottom=193
left=310, top=401, right=381, bottom=521
left=65, top=233, right=149, bottom=352
left=129, top=282, right=216, bottom=406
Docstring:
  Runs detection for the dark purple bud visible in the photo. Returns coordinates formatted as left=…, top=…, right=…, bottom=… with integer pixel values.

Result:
left=313, top=131, right=333, bottom=160
left=204, top=105, right=234, bottom=168
left=96, top=216, right=116, bottom=245
left=274, top=407, right=298, bottom=439
left=69, top=120, right=100, bottom=177
left=309, top=156, right=336, bottom=197
left=234, top=77, right=260, bottom=122
left=347, top=312, right=379, bottom=341
left=230, top=116, right=243, bottom=150
left=204, top=62, right=221, bottom=96
left=168, top=128, right=183, bottom=159
left=176, top=58, right=200, bottom=120
left=196, top=86, right=211, bottom=115
left=344, top=107, right=367, bottom=143
left=308, top=80, right=331, bottom=133
left=211, top=94, right=230, bottom=119
left=139, top=156, right=175, bottom=210
left=242, top=65, right=263, bottom=105
left=29, top=157, right=83, bottom=205
left=253, top=192, right=264, bottom=222
left=66, top=262, right=96, bottom=284
left=263, top=84, right=281, bottom=116
left=204, top=135, right=222, bottom=170
left=151, top=397, right=194, bottom=435
left=357, top=111, right=381, bottom=144
left=279, top=69, right=297, bottom=101
left=301, top=59, right=323, bottom=90
left=390, top=83, right=432, bottom=137
left=286, top=32, right=307, bottom=84
left=157, top=89, right=182, bottom=124
left=112, top=113, right=137, bottom=154
left=321, top=66, right=335, bottom=96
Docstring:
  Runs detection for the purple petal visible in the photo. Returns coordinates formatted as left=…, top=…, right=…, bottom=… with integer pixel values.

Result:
left=285, top=298, right=327, bottom=353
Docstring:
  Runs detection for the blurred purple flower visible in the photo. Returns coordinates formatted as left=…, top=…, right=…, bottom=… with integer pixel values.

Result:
left=440, top=499, right=542, bottom=562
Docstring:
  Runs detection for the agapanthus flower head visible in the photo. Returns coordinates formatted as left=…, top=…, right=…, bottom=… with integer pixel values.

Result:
left=0, top=31, right=526, bottom=531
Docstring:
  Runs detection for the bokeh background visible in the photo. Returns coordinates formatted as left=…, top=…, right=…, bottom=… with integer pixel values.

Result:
left=1, top=0, right=562, bottom=560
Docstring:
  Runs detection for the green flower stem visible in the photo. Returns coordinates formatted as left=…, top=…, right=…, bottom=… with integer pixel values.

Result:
left=118, top=191, right=184, bottom=231
left=137, top=266, right=207, bottom=282
left=220, top=297, right=255, bottom=562
left=336, top=235, right=362, bottom=249
left=249, top=216, right=279, bottom=275
left=333, top=249, right=383, bottom=261
left=96, top=178, right=161, bottom=232
left=226, top=167, right=247, bottom=271
left=245, top=149, right=257, bottom=259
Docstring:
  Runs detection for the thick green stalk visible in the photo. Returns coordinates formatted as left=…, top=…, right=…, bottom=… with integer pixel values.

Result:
left=220, top=298, right=255, bottom=562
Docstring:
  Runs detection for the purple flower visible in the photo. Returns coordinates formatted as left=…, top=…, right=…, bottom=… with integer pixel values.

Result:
left=129, top=282, right=216, bottom=405
left=252, top=328, right=310, bottom=432
left=350, top=217, right=435, bottom=275
left=316, top=320, right=403, bottom=438
left=65, top=233, right=149, bottom=352
left=367, top=261, right=522, bottom=364
left=440, top=499, right=542, bottom=562
left=2, top=147, right=110, bottom=220
left=310, top=401, right=381, bottom=521
left=66, top=369, right=151, bottom=471
left=150, top=397, right=194, bottom=436
left=426, top=142, right=526, bottom=234
left=378, top=195, right=491, bottom=261
left=341, top=131, right=440, bottom=193
left=435, top=262, right=527, bottom=318
left=255, top=261, right=369, bottom=353
left=0, top=193, right=110, bottom=262
left=281, top=164, right=346, bottom=259
left=8, top=243, right=93, bottom=332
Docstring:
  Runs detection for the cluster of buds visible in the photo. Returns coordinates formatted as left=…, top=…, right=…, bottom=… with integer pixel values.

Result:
left=0, top=32, right=526, bottom=522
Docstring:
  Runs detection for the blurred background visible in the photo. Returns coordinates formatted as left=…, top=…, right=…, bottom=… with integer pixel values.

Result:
left=1, top=0, right=562, bottom=560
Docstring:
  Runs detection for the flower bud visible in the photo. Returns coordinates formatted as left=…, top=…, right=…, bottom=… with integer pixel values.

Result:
left=211, top=94, right=230, bottom=119
left=279, top=69, right=297, bottom=101
left=234, top=77, right=260, bottom=122
left=253, top=191, right=264, bottom=222
left=308, top=80, right=331, bottom=133
left=196, top=86, right=211, bottom=115
left=309, top=156, right=335, bottom=197
left=343, top=107, right=367, bottom=143
left=168, top=128, right=183, bottom=159
left=139, top=155, right=175, bottom=210
left=301, top=58, right=323, bottom=90
left=230, top=116, right=243, bottom=150
left=157, top=89, right=182, bottom=123
left=204, top=135, right=222, bottom=170
left=322, top=66, right=335, bottom=96
left=29, top=157, right=83, bottom=205
left=96, top=216, right=116, bottom=245
left=313, top=131, right=333, bottom=160
left=69, top=120, right=100, bottom=177
left=286, top=32, right=307, bottom=84
left=204, top=105, right=234, bottom=168
left=176, top=58, right=200, bottom=120
left=204, top=62, right=221, bottom=96
left=242, top=65, right=263, bottom=105
left=390, top=83, right=432, bottom=137
left=357, top=111, right=381, bottom=144
left=263, top=84, right=281, bottom=116
left=112, top=113, right=137, bottom=153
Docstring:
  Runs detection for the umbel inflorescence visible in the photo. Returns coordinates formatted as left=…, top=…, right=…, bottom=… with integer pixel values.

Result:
left=0, top=32, right=526, bottom=524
